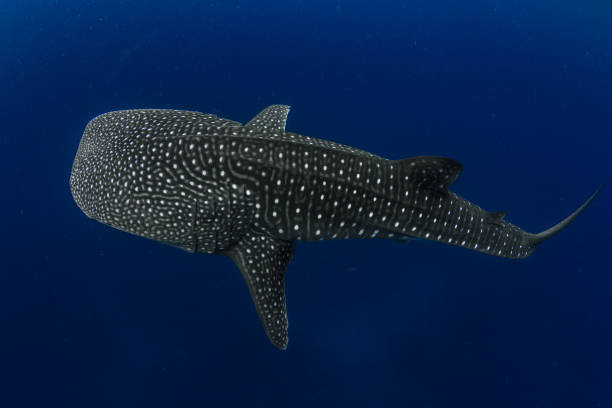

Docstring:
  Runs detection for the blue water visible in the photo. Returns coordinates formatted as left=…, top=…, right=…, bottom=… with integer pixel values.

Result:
left=2, top=1, right=611, bottom=406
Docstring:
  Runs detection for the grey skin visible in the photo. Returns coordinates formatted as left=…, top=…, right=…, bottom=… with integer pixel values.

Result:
left=70, top=105, right=601, bottom=349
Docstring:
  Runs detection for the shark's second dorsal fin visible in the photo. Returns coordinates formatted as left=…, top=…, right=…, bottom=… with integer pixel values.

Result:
left=396, top=156, right=463, bottom=193
left=486, top=211, right=506, bottom=224
left=223, top=228, right=295, bottom=350
left=245, top=105, right=291, bottom=132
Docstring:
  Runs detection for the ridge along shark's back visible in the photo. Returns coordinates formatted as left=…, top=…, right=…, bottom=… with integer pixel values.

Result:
left=70, top=105, right=602, bottom=349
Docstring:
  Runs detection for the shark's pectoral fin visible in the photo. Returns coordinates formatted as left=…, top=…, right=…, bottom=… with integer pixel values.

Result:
left=245, top=105, right=291, bottom=132
left=397, top=156, right=463, bottom=192
left=223, top=229, right=295, bottom=349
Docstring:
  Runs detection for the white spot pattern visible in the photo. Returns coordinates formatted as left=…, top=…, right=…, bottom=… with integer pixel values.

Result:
left=70, top=105, right=581, bottom=350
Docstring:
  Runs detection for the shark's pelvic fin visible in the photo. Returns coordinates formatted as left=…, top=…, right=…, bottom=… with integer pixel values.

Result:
left=245, top=105, right=291, bottom=132
left=223, top=228, right=295, bottom=349
left=396, top=156, right=463, bottom=193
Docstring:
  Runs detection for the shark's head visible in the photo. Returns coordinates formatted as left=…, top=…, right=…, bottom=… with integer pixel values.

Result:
left=70, top=109, right=253, bottom=253
left=70, top=113, right=113, bottom=223
left=71, top=111, right=206, bottom=247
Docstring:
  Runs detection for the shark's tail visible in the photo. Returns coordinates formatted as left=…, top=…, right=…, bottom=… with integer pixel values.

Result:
left=524, top=184, right=604, bottom=248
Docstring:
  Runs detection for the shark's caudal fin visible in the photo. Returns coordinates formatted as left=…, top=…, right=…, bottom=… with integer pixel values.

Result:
left=525, top=185, right=605, bottom=248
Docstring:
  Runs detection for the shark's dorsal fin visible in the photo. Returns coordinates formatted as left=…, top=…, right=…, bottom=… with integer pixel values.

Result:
left=223, top=229, right=295, bottom=349
left=245, top=105, right=291, bottom=132
left=396, top=156, right=463, bottom=193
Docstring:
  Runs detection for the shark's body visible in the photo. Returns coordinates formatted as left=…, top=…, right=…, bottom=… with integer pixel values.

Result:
left=70, top=105, right=599, bottom=349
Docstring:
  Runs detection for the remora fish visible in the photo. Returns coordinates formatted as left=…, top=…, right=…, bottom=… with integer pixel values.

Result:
left=70, top=105, right=601, bottom=349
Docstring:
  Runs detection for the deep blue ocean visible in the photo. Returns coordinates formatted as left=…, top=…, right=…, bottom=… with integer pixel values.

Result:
left=2, top=1, right=611, bottom=406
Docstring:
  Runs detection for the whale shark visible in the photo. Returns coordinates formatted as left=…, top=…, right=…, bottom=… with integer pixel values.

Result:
left=70, top=105, right=601, bottom=349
